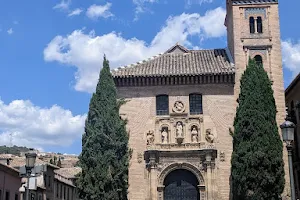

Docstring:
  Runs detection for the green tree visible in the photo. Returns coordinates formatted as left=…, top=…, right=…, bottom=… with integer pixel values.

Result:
left=76, top=56, right=130, bottom=200
left=53, top=156, right=57, bottom=165
left=57, top=157, right=62, bottom=168
left=230, top=58, right=285, bottom=200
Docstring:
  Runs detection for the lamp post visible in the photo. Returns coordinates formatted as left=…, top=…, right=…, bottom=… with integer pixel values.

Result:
left=25, top=149, right=37, bottom=200
left=281, top=119, right=296, bottom=200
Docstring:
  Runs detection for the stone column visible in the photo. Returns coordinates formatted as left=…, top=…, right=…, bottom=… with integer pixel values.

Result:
left=198, top=185, right=206, bottom=200
left=149, top=154, right=157, bottom=200
left=205, top=153, right=212, bottom=200
left=204, top=151, right=216, bottom=200
left=254, top=17, right=258, bottom=33
left=157, top=185, right=165, bottom=200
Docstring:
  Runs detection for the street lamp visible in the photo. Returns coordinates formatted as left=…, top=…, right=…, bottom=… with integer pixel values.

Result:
left=25, top=149, right=37, bottom=200
left=280, top=118, right=296, bottom=200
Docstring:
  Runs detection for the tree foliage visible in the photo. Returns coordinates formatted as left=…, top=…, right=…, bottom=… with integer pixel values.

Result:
left=76, top=56, right=130, bottom=200
left=57, top=157, right=62, bottom=168
left=231, top=58, right=285, bottom=200
left=0, top=145, right=32, bottom=156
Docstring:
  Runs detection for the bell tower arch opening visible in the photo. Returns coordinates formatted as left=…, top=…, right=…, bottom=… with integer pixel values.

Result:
left=254, top=55, right=263, bottom=66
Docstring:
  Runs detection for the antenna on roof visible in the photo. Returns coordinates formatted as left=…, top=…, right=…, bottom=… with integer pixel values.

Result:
left=9, top=133, right=13, bottom=147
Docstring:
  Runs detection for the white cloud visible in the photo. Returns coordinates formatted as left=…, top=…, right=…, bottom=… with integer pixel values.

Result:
left=7, top=28, right=13, bottom=35
left=185, top=0, right=213, bottom=8
left=44, top=7, right=226, bottom=93
left=53, top=0, right=71, bottom=11
left=86, top=3, right=113, bottom=20
left=282, top=40, right=300, bottom=77
left=133, top=0, right=157, bottom=20
left=68, top=8, right=83, bottom=17
left=0, top=99, right=86, bottom=149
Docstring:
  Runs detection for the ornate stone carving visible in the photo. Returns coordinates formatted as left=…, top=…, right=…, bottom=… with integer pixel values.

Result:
left=196, top=161, right=206, bottom=173
left=157, top=142, right=204, bottom=150
left=176, top=121, right=184, bottom=137
left=205, top=129, right=214, bottom=143
left=137, top=152, right=143, bottom=163
left=161, top=127, right=168, bottom=144
left=191, top=126, right=198, bottom=143
left=157, top=162, right=205, bottom=185
left=173, top=101, right=185, bottom=113
left=220, top=151, right=225, bottom=162
left=146, top=130, right=154, bottom=145
left=175, top=121, right=184, bottom=144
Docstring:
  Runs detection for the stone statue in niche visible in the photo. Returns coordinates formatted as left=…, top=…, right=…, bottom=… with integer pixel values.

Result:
left=176, top=121, right=184, bottom=138
left=173, top=101, right=185, bottom=113
left=205, top=129, right=214, bottom=143
left=146, top=131, right=155, bottom=145
left=161, top=127, right=168, bottom=144
left=191, top=126, right=198, bottom=143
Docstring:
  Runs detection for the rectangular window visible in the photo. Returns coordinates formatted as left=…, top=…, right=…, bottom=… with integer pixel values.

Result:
left=44, top=175, right=47, bottom=187
left=189, top=94, right=203, bottom=115
left=48, top=175, right=51, bottom=187
left=64, top=186, right=66, bottom=199
left=56, top=183, right=59, bottom=197
left=297, top=101, right=300, bottom=122
left=156, top=95, right=169, bottom=115
left=5, top=191, right=10, bottom=200
left=70, top=188, right=73, bottom=200
left=60, top=184, right=62, bottom=198
left=249, top=17, right=255, bottom=34
left=257, top=17, right=263, bottom=33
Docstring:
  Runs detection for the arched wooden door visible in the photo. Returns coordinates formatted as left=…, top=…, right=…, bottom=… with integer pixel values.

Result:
left=163, top=169, right=200, bottom=200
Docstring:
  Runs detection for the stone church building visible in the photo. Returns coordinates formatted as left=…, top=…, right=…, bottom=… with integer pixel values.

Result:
left=112, top=0, right=290, bottom=199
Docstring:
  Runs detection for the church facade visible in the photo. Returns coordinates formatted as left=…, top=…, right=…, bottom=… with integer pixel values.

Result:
left=112, top=0, right=290, bottom=199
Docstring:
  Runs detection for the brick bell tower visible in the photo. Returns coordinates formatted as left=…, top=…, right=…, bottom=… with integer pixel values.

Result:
left=225, top=0, right=290, bottom=198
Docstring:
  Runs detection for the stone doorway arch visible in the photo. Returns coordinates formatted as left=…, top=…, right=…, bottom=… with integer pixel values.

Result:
left=157, top=162, right=206, bottom=200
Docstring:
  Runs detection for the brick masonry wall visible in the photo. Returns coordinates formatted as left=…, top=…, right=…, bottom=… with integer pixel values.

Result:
left=117, top=84, right=236, bottom=200
left=228, top=2, right=290, bottom=198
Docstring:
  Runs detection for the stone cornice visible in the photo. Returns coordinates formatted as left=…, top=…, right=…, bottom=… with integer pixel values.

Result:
left=114, top=74, right=235, bottom=87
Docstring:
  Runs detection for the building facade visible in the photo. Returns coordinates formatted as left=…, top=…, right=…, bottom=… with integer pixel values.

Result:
left=285, top=73, right=300, bottom=199
left=112, top=0, right=290, bottom=199
left=0, top=163, right=21, bottom=200
left=1, top=155, right=80, bottom=200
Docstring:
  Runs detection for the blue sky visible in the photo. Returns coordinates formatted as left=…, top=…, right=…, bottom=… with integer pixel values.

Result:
left=0, top=0, right=299, bottom=155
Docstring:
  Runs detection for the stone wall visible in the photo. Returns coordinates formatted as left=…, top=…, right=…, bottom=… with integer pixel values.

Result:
left=117, top=84, right=235, bottom=200
left=227, top=1, right=290, bottom=198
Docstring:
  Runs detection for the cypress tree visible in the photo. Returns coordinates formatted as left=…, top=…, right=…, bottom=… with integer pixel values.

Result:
left=57, top=157, right=62, bottom=168
left=77, top=56, right=129, bottom=200
left=231, top=58, right=285, bottom=200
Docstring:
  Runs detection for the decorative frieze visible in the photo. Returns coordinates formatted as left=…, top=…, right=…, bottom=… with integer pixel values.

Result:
left=244, top=7, right=267, bottom=19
